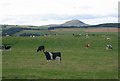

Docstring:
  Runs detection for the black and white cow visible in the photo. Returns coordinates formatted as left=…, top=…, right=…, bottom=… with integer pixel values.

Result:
left=0, top=45, right=4, bottom=50
left=43, top=51, right=61, bottom=62
left=37, top=46, right=61, bottom=62
left=37, top=45, right=45, bottom=52
left=0, top=45, right=11, bottom=50
left=106, top=45, right=113, bottom=50
left=5, top=45, right=11, bottom=50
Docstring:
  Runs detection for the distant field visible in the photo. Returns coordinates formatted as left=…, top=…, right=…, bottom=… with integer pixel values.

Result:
left=2, top=29, right=118, bottom=79
left=83, top=28, right=119, bottom=32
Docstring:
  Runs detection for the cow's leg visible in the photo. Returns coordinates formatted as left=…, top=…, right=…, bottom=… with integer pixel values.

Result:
left=55, top=56, right=61, bottom=62
left=47, top=60, right=50, bottom=62
left=60, top=57, right=61, bottom=61
left=110, top=47, right=112, bottom=50
left=106, top=47, right=108, bottom=50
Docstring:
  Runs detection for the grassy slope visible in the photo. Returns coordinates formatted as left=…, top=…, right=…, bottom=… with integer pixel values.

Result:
left=2, top=32, right=118, bottom=79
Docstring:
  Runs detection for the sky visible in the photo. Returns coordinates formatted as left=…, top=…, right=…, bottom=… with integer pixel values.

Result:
left=0, top=0, right=119, bottom=26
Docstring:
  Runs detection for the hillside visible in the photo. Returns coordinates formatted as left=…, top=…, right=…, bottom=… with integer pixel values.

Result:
left=48, top=23, right=119, bottom=30
left=1, top=20, right=119, bottom=36
left=84, top=23, right=119, bottom=28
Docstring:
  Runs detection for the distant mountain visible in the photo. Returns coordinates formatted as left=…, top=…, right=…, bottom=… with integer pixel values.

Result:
left=41, top=19, right=88, bottom=27
left=61, top=20, right=88, bottom=27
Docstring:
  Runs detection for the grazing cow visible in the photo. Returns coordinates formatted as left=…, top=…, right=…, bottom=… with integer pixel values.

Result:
left=86, top=43, right=90, bottom=48
left=0, top=45, right=5, bottom=50
left=86, top=33, right=89, bottom=38
left=72, top=34, right=81, bottom=38
left=106, top=45, right=113, bottom=50
left=43, top=51, right=61, bottom=62
left=0, top=45, right=11, bottom=50
left=4, top=45, right=11, bottom=50
left=37, top=45, right=45, bottom=52
left=107, top=37, right=110, bottom=40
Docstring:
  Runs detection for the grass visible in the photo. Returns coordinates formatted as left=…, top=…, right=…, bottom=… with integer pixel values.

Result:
left=14, top=30, right=54, bottom=36
left=2, top=31, right=118, bottom=79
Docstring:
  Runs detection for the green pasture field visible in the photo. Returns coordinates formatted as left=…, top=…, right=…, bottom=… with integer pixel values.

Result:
left=2, top=30, right=118, bottom=79
left=14, top=30, right=55, bottom=36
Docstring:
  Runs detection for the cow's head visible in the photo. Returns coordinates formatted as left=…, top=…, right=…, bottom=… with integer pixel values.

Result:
left=37, top=45, right=45, bottom=52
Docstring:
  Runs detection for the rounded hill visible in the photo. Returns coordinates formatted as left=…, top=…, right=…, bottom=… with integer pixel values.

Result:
left=61, top=19, right=87, bottom=27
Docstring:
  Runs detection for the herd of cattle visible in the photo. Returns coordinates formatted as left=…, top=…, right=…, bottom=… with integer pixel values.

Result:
left=36, top=44, right=112, bottom=62
left=0, top=44, right=113, bottom=62
left=0, top=45, right=61, bottom=62
left=0, top=40, right=113, bottom=62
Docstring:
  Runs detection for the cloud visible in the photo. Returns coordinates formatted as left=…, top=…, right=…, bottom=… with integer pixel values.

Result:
left=0, top=13, right=118, bottom=25
left=0, top=0, right=118, bottom=15
left=0, top=0, right=118, bottom=25
left=82, top=17, right=118, bottom=25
